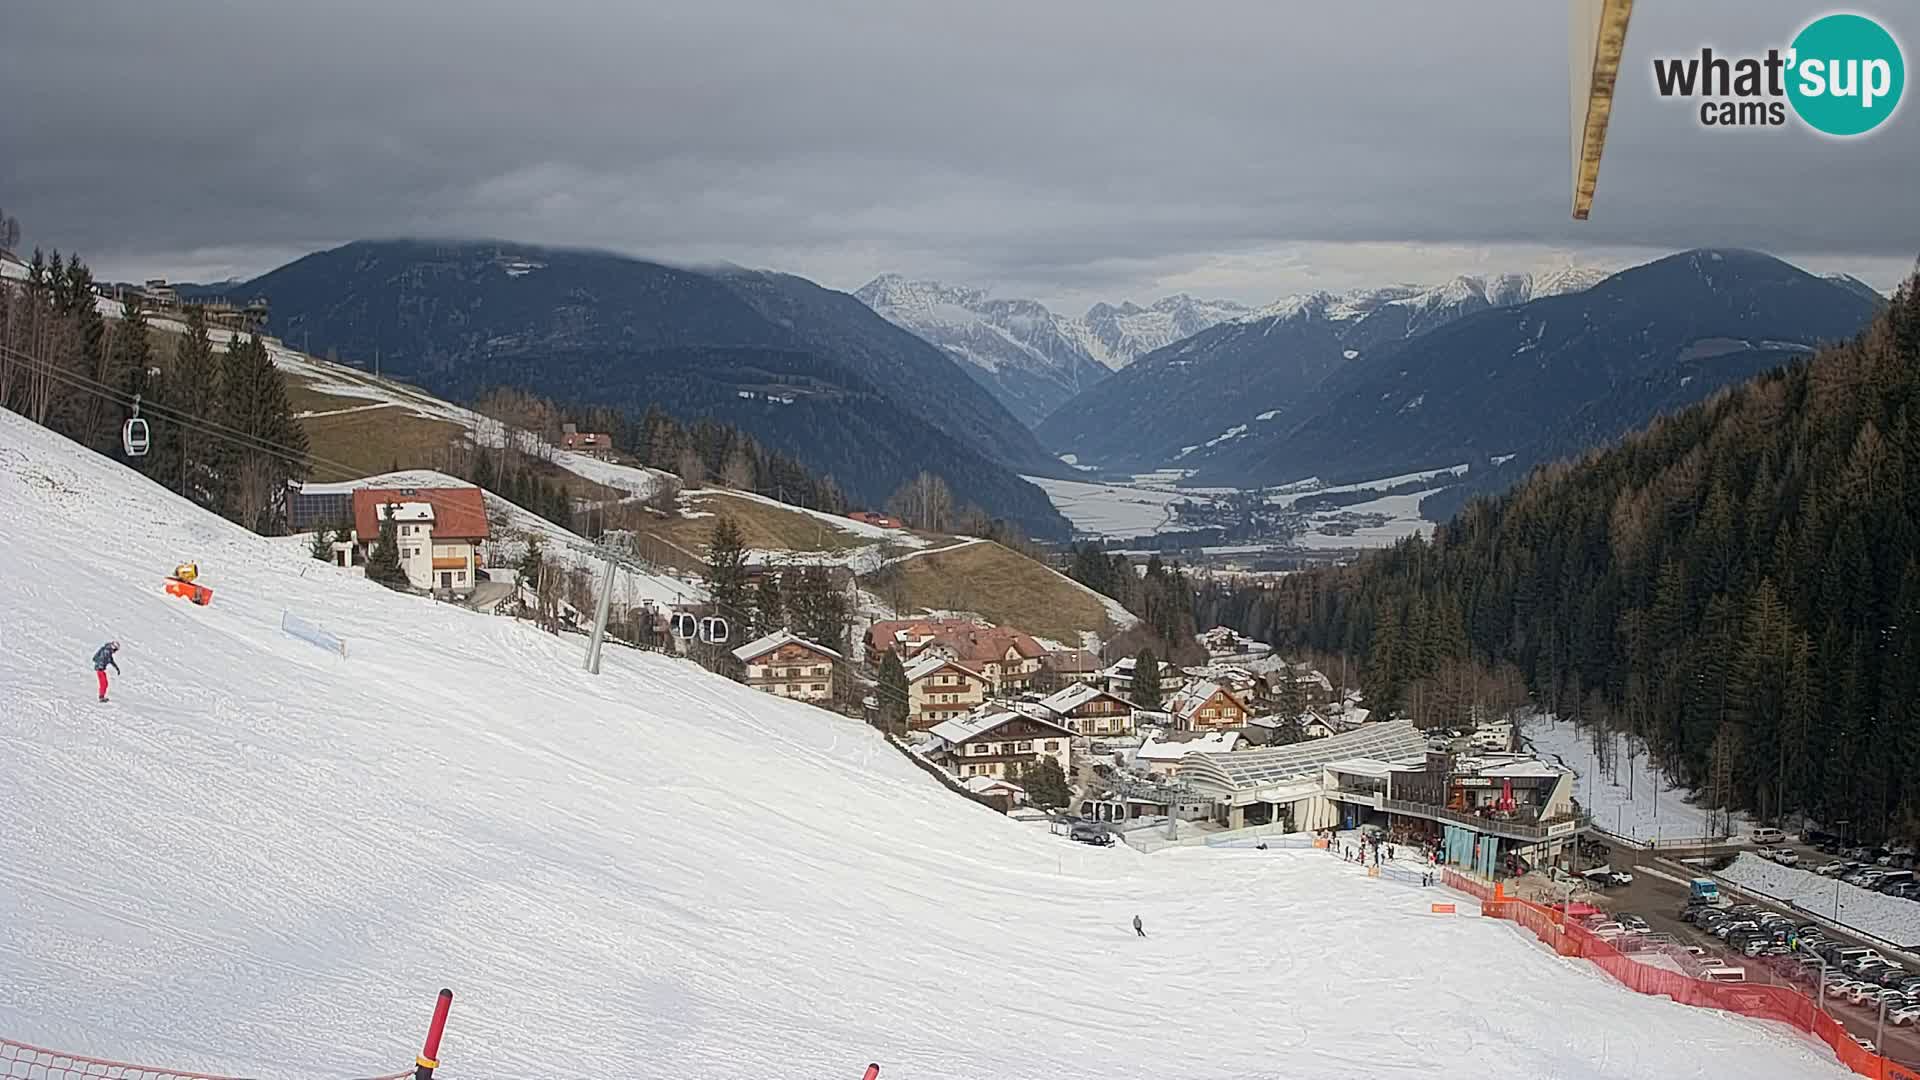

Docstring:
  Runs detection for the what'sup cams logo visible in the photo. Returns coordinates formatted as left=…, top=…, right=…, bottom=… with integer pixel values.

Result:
left=1653, top=12, right=1905, bottom=135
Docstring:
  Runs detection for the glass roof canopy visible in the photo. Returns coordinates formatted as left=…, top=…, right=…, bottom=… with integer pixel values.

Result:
left=1182, top=719, right=1428, bottom=794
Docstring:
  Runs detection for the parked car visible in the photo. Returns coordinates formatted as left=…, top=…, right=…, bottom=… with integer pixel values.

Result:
left=1770, top=849, right=1801, bottom=867
left=1849, top=984, right=1885, bottom=1006
left=1069, top=821, right=1114, bottom=846
left=1752, top=827, right=1787, bottom=845
left=1617, top=912, right=1650, bottom=932
left=1889, top=1005, right=1920, bottom=1027
left=1817, top=861, right=1850, bottom=876
left=1853, top=1037, right=1878, bottom=1054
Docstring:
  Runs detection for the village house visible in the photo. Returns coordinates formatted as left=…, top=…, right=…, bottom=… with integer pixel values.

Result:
left=1098, top=655, right=1183, bottom=701
left=1198, top=625, right=1274, bottom=660
left=350, top=486, right=489, bottom=596
left=1270, top=664, right=1336, bottom=706
left=731, top=631, right=840, bottom=703
left=1041, top=648, right=1103, bottom=687
left=866, top=617, right=972, bottom=661
left=1180, top=664, right=1265, bottom=705
left=1166, top=679, right=1253, bottom=733
left=559, top=423, right=614, bottom=460
left=961, top=774, right=1027, bottom=812
left=846, top=510, right=905, bottom=529
left=928, top=710, right=1074, bottom=782
left=868, top=618, right=1048, bottom=695
left=1036, top=682, right=1136, bottom=738
left=1301, top=703, right=1373, bottom=740
left=904, top=654, right=991, bottom=730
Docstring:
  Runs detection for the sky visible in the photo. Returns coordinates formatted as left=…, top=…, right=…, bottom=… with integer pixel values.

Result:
left=2, top=0, right=1916, bottom=312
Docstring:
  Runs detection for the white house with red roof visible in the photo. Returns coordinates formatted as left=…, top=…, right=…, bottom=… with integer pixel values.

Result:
left=351, top=486, right=489, bottom=595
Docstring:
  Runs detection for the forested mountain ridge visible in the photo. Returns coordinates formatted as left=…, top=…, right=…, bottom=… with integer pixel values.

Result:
left=1217, top=269, right=1920, bottom=839
left=218, top=240, right=1069, bottom=537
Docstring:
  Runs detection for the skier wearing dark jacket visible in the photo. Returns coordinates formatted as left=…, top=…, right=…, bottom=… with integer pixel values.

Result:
left=92, top=641, right=120, bottom=702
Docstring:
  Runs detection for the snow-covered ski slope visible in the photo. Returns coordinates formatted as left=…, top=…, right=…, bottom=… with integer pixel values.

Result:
left=0, top=412, right=1850, bottom=1079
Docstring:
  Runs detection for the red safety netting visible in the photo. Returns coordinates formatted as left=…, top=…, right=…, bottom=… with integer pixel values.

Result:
left=1481, top=894, right=1920, bottom=1080
left=1, top=1038, right=412, bottom=1080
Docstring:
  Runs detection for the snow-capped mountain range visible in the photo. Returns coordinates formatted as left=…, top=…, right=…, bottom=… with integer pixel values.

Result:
left=1033, top=264, right=1635, bottom=471
left=1232, top=267, right=1614, bottom=333
left=857, top=269, right=1615, bottom=430
left=854, top=274, right=1247, bottom=427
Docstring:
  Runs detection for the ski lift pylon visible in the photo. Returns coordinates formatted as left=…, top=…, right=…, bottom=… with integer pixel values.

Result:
left=123, top=394, right=150, bottom=457
left=698, top=615, right=729, bottom=644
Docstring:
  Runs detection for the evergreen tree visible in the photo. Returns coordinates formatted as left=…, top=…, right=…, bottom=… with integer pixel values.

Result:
left=310, top=526, right=334, bottom=562
left=1020, top=756, right=1073, bottom=810
left=365, top=504, right=409, bottom=589
left=877, top=650, right=911, bottom=735
left=1132, top=647, right=1163, bottom=710
left=219, top=332, right=308, bottom=533
left=161, top=306, right=219, bottom=506
left=1276, top=661, right=1308, bottom=724
left=705, top=514, right=751, bottom=622
left=753, top=570, right=786, bottom=636
left=793, top=565, right=847, bottom=653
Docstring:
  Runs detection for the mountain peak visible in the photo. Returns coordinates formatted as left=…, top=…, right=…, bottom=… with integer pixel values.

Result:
left=853, top=273, right=985, bottom=311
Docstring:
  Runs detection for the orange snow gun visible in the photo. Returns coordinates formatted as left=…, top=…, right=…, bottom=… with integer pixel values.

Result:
left=165, top=574, right=213, bottom=606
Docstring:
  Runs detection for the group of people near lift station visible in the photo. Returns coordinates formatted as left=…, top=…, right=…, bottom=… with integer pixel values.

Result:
left=1320, top=828, right=1443, bottom=887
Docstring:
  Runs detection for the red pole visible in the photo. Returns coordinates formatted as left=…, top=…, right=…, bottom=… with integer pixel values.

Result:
left=862, top=1066, right=880, bottom=1080
left=415, top=988, right=454, bottom=1080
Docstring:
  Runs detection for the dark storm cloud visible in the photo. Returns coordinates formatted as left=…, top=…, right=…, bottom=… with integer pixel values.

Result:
left=2, top=0, right=1914, bottom=304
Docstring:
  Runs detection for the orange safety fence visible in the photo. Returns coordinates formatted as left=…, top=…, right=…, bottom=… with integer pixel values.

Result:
left=1481, top=894, right=1920, bottom=1080
left=0, top=1037, right=413, bottom=1080
left=1441, top=867, right=1495, bottom=901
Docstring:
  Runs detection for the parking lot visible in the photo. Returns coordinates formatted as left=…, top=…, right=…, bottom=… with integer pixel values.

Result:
left=1580, top=840, right=1920, bottom=1067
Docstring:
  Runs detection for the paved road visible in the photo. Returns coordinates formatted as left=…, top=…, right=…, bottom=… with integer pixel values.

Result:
left=1586, top=846, right=1920, bottom=1065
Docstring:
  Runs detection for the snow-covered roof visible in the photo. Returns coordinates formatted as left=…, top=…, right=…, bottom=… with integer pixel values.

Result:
left=1475, top=760, right=1566, bottom=780
left=1136, top=730, right=1242, bottom=761
left=903, top=654, right=986, bottom=684
left=1037, top=682, right=1126, bottom=715
left=928, top=710, right=1073, bottom=746
left=1167, top=680, right=1244, bottom=722
left=731, top=630, right=843, bottom=664
left=962, top=775, right=1025, bottom=796
left=376, top=501, right=435, bottom=523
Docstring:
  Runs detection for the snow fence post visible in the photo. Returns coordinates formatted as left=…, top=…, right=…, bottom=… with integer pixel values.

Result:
left=863, top=1065, right=880, bottom=1080
left=415, top=988, right=454, bottom=1080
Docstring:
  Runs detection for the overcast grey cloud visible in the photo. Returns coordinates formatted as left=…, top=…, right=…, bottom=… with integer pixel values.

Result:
left=2, top=0, right=1915, bottom=309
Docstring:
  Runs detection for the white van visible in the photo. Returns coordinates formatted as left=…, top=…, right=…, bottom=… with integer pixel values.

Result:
left=1701, top=966, right=1747, bottom=983
left=1750, top=827, right=1786, bottom=845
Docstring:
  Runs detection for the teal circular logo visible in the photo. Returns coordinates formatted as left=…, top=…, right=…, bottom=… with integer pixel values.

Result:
left=1787, top=13, right=1905, bottom=136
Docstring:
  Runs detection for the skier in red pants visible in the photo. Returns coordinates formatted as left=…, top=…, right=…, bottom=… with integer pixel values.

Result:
left=92, top=641, right=120, bottom=702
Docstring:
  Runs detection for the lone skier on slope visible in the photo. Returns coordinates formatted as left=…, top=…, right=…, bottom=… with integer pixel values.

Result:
left=1133, top=914, right=1146, bottom=938
left=92, top=641, right=120, bottom=702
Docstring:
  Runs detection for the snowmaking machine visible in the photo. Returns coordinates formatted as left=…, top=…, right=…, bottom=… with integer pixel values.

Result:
left=164, top=561, right=214, bottom=606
